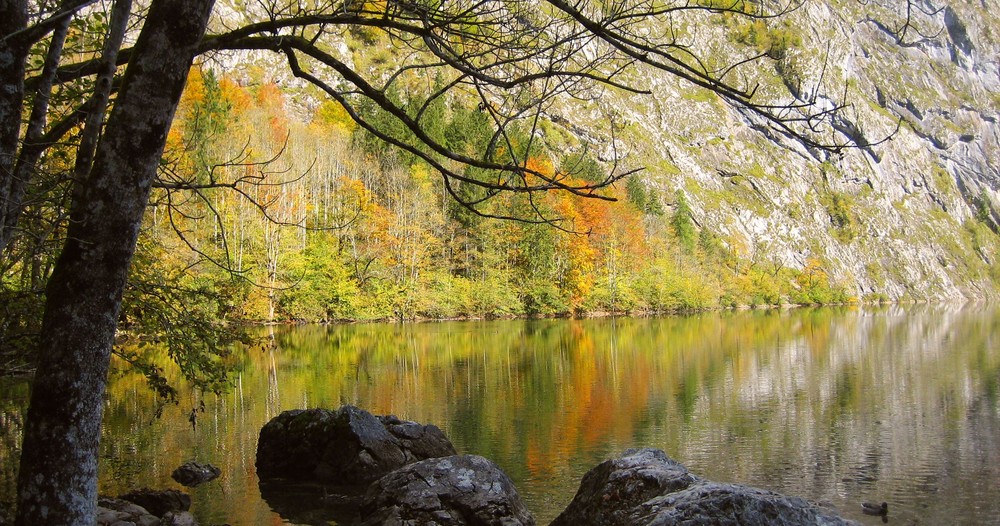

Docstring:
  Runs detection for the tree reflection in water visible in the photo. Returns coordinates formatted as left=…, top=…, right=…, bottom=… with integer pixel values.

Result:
left=1, top=305, right=998, bottom=525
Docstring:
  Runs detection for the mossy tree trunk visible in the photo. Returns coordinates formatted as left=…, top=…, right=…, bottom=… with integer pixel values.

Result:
left=13, top=0, right=215, bottom=523
left=0, top=0, right=29, bottom=253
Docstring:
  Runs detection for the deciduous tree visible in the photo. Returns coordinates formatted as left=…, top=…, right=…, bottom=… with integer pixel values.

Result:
left=7, top=1, right=215, bottom=523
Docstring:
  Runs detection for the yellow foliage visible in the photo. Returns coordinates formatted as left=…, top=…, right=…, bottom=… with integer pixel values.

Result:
left=312, top=100, right=356, bottom=137
left=797, top=257, right=829, bottom=290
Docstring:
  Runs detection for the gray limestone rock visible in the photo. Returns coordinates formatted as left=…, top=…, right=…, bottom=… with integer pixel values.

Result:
left=96, top=497, right=167, bottom=526
left=359, top=454, right=535, bottom=526
left=551, top=448, right=858, bottom=526
left=256, top=406, right=456, bottom=485
left=160, top=510, right=199, bottom=526
left=119, top=488, right=191, bottom=518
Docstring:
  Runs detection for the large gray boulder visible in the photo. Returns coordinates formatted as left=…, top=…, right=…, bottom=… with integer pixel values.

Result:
left=256, top=406, right=456, bottom=485
left=359, top=455, right=535, bottom=526
left=118, top=488, right=191, bottom=518
left=551, top=448, right=858, bottom=526
left=96, top=497, right=198, bottom=526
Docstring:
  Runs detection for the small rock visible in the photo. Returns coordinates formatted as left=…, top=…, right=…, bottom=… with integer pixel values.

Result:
left=171, top=462, right=221, bottom=487
left=359, top=454, right=535, bottom=526
left=160, top=511, right=198, bottom=526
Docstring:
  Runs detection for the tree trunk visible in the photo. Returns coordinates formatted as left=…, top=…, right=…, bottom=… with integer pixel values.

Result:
left=0, top=0, right=28, bottom=254
left=14, top=0, right=215, bottom=524
left=72, top=0, right=133, bottom=182
left=6, top=10, right=72, bottom=251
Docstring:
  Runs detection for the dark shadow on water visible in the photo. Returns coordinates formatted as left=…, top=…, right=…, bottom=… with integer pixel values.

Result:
left=257, top=480, right=364, bottom=526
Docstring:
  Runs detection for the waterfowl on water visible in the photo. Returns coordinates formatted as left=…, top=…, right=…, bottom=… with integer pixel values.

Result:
left=862, top=501, right=888, bottom=515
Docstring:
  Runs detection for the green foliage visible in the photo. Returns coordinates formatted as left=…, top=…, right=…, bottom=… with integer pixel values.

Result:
left=626, top=176, right=647, bottom=208
left=0, top=284, right=43, bottom=374
left=625, top=176, right=664, bottom=216
left=824, top=191, right=858, bottom=242
left=862, top=292, right=890, bottom=304
left=521, top=278, right=571, bottom=314
left=444, top=106, right=493, bottom=157
left=353, top=88, right=416, bottom=160
left=279, top=237, right=361, bottom=321
left=731, top=18, right=802, bottom=60
left=115, top=237, right=248, bottom=399
left=447, top=167, right=490, bottom=228
left=788, top=258, right=852, bottom=305
left=412, top=270, right=475, bottom=318
left=0, top=64, right=877, bottom=398
left=179, top=69, right=235, bottom=174
left=975, top=189, right=992, bottom=223
left=562, top=151, right=605, bottom=184
left=671, top=191, right=696, bottom=253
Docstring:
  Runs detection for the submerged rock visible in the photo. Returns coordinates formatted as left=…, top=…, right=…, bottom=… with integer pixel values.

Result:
left=551, top=448, right=858, bottom=526
left=359, top=455, right=535, bottom=526
left=171, top=461, right=221, bottom=487
left=256, top=406, right=456, bottom=485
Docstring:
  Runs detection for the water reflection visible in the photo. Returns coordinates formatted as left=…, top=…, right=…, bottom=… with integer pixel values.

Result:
left=1, top=305, right=998, bottom=524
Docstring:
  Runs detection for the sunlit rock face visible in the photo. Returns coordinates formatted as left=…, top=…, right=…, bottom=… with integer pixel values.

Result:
left=551, top=448, right=859, bottom=526
left=255, top=406, right=457, bottom=485
left=547, top=1, right=1000, bottom=301
left=359, top=455, right=536, bottom=526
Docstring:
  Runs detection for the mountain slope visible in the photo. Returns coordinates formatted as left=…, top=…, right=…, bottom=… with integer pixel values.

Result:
left=550, top=0, right=1000, bottom=300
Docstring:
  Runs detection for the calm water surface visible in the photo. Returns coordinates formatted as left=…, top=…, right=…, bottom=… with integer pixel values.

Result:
left=2, top=305, right=1000, bottom=525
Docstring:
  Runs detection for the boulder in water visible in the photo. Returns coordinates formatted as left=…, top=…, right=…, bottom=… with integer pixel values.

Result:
left=119, top=488, right=191, bottom=518
left=171, top=461, right=221, bottom=487
left=256, top=406, right=456, bottom=485
left=359, top=454, right=535, bottom=526
left=551, top=448, right=859, bottom=526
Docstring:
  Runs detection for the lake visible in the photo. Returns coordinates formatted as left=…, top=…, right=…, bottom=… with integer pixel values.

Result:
left=2, top=305, right=1000, bottom=524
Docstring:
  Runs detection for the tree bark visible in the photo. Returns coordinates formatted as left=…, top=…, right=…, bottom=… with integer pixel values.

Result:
left=5, top=8, right=72, bottom=253
left=0, top=0, right=28, bottom=253
left=14, top=0, right=215, bottom=524
left=73, top=0, right=133, bottom=182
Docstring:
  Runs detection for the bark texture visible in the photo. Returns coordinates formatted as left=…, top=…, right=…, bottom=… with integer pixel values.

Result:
left=0, top=0, right=28, bottom=253
left=13, top=0, right=216, bottom=524
left=5, top=9, right=71, bottom=252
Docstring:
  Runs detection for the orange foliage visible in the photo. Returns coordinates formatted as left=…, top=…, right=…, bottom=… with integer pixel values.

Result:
left=179, top=66, right=207, bottom=107
left=255, top=83, right=289, bottom=145
left=164, top=67, right=206, bottom=154
left=524, top=156, right=555, bottom=180
left=219, top=77, right=252, bottom=113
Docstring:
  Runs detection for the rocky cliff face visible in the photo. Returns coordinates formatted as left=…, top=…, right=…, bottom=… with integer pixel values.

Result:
left=213, top=0, right=999, bottom=301
left=591, top=0, right=1000, bottom=301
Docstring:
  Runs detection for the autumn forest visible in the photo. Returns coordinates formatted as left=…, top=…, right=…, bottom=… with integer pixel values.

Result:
left=124, top=67, right=850, bottom=325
